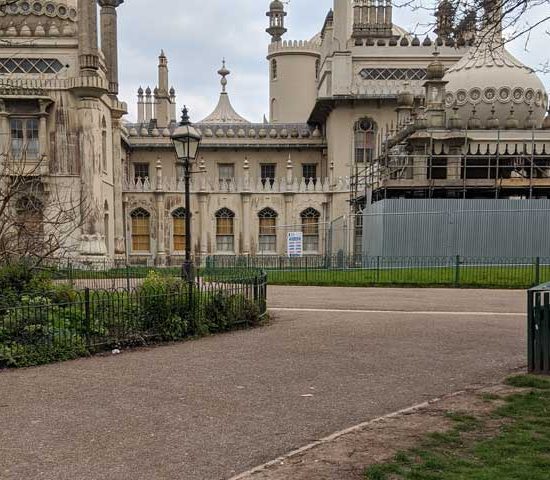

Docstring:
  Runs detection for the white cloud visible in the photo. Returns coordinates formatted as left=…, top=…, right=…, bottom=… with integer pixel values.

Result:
left=118, top=0, right=550, bottom=123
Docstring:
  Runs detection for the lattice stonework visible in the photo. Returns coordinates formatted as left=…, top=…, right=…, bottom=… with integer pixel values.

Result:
left=359, top=68, right=427, bottom=81
left=0, top=58, right=64, bottom=75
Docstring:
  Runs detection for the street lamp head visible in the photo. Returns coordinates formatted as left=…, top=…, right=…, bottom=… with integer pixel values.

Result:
left=171, top=106, right=202, bottom=162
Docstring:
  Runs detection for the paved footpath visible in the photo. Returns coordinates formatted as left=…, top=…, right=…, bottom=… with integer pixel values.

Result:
left=0, top=287, right=526, bottom=480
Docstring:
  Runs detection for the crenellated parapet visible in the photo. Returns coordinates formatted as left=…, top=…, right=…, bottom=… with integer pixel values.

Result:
left=267, top=39, right=320, bottom=57
left=125, top=122, right=324, bottom=145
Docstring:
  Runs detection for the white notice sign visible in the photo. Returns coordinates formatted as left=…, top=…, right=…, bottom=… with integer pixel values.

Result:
left=287, top=232, right=303, bottom=257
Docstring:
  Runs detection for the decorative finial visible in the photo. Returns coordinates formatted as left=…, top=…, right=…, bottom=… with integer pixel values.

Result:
left=218, top=59, right=230, bottom=93
left=180, top=106, right=191, bottom=126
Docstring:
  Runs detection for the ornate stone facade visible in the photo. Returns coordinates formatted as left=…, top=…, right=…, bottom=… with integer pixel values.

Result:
left=1, top=0, right=548, bottom=264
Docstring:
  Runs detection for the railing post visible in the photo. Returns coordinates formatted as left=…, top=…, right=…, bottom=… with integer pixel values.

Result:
left=68, top=259, right=74, bottom=289
left=376, top=256, right=380, bottom=284
left=126, top=264, right=131, bottom=292
left=454, top=255, right=461, bottom=286
left=84, top=288, right=91, bottom=347
left=534, top=257, right=541, bottom=286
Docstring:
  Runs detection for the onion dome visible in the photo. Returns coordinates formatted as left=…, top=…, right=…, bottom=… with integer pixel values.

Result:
left=397, top=82, right=414, bottom=108
left=138, top=86, right=144, bottom=95
left=444, top=38, right=548, bottom=128
left=198, top=60, right=249, bottom=124
left=269, top=0, right=284, bottom=11
left=486, top=106, right=500, bottom=129
left=467, top=107, right=482, bottom=129
left=145, top=86, right=151, bottom=95
left=524, top=107, right=537, bottom=129
left=505, top=107, right=519, bottom=130
left=426, top=51, right=445, bottom=80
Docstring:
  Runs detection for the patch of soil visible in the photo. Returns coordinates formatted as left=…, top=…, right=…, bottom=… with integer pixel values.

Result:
left=234, top=382, right=525, bottom=480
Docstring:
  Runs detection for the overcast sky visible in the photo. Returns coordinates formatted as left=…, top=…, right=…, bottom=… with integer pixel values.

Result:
left=117, top=0, right=550, bottom=123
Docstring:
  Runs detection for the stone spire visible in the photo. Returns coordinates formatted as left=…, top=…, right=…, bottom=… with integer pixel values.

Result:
left=155, top=50, right=171, bottom=128
left=199, top=61, right=249, bottom=124
left=98, top=0, right=124, bottom=94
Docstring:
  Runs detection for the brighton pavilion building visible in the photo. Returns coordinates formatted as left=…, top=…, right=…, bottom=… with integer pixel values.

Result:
left=0, top=0, right=548, bottom=264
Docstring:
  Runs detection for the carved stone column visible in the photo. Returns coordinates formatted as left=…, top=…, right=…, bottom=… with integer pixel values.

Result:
left=112, top=117, right=125, bottom=255
left=78, top=0, right=100, bottom=74
left=0, top=100, right=9, bottom=156
left=98, top=0, right=124, bottom=94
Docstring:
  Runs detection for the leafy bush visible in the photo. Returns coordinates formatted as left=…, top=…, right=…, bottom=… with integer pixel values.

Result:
left=203, top=292, right=262, bottom=332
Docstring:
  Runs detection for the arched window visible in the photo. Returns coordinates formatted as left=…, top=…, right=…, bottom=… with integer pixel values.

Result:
left=172, top=207, right=187, bottom=252
left=130, top=208, right=151, bottom=252
left=301, top=208, right=321, bottom=253
left=258, top=208, right=278, bottom=253
left=354, top=118, right=377, bottom=164
left=16, top=195, right=43, bottom=248
left=101, top=116, right=107, bottom=172
left=271, top=59, right=277, bottom=80
left=215, top=208, right=235, bottom=253
left=315, top=58, right=320, bottom=80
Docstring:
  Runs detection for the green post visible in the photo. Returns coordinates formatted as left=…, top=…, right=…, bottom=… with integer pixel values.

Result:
left=527, top=289, right=534, bottom=372
left=84, top=288, right=91, bottom=347
left=68, top=259, right=74, bottom=289
left=454, top=255, right=461, bottom=286
left=534, top=257, right=541, bottom=286
left=376, top=256, right=380, bottom=284
left=126, top=265, right=131, bottom=292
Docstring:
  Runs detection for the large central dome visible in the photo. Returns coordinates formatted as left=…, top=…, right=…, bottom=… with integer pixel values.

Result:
left=443, top=42, right=548, bottom=128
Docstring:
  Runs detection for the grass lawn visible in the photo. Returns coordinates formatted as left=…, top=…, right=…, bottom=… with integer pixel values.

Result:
left=265, top=265, right=550, bottom=289
left=365, top=375, right=550, bottom=480
left=54, top=263, right=550, bottom=289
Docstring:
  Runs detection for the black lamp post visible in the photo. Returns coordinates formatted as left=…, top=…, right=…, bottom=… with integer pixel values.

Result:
left=171, top=106, right=202, bottom=286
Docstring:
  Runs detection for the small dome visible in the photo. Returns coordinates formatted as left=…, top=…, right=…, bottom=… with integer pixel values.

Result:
left=269, top=0, right=284, bottom=12
left=397, top=83, right=414, bottom=107
left=444, top=41, right=548, bottom=128
left=426, top=51, right=445, bottom=80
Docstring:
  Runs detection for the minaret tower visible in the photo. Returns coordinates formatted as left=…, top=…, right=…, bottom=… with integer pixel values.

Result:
left=266, top=0, right=287, bottom=43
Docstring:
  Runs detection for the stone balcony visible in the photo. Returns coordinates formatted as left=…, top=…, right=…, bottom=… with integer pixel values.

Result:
left=123, top=176, right=351, bottom=194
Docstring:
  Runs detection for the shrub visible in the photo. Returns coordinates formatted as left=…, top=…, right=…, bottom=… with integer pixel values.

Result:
left=203, top=292, right=262, bottom=332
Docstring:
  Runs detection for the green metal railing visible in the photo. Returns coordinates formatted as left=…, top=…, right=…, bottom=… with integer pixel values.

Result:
left=205, top=255, right=550, bottom=289
left=528, top=283, right=550, bottom=375
left=0, top=270, right=267, bottom=367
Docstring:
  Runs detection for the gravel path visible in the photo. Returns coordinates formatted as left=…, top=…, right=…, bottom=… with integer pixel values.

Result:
left=0, top=287, right=526, bottom=480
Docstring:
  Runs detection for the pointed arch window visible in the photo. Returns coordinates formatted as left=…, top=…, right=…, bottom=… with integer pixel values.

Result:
left=301, top=208, right=321, bottom=253
left=315, top=58, right=320, bottom=80
left=130, top=208, right=151, bottom=252
left=271, top=59, right=278, bottom=80
left=216, top=208, right=235, bottom=253
left=15, top=195, right=43, bottom=249
left=354, top=118, right=377, bottom=164
left=258, top=208, right=278, bottom=253
left=172, top=207, right=187, bottom=252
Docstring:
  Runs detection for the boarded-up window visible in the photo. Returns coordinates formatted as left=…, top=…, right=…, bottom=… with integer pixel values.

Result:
left=258, top=208, right=278, bottom=253
left=172, top=208, right=187, bottom=252
left=301, top=208, right=321, bottom=253
left=131, top=208, right=151, bottom=252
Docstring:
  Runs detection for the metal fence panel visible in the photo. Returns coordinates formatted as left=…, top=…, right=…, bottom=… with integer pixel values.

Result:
left=363, top=199, right=550, bottom=258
